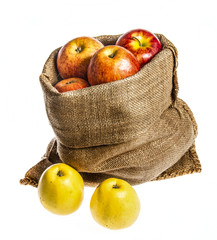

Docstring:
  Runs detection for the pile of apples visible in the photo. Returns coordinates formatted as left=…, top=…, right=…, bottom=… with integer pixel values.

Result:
left=55, top=29, right=162, bottom=92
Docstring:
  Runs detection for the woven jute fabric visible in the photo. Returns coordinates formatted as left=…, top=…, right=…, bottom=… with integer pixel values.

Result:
left=20, top=33, right=201, bottom=187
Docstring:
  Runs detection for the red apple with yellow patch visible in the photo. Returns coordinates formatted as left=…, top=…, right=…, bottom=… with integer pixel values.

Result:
left=57, top=37, right=104, bottom=80
left=116, top=29, right=161, bottom=67
left=54, top=78, right=89, bottom=93
left=87, top=45, right=140, bottom=86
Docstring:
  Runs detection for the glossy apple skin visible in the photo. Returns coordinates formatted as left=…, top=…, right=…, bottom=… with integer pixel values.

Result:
left=116, top=29, right=161, bottom=67
left=57, top=37, right=104, bottom=80
left=87, top=45, right=140, bottom=86
left=38, top=163, right=84, bottom=215
left=54, top=77, right=89, bottom=93
left=90, top=178, right=140, bottom=229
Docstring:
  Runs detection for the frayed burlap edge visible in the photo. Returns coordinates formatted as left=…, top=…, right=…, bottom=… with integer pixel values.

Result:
left=19, top=157, right=52, bottom=188
left=153, top=143, right=201, bottom=181
left=20, top=176, right=38, bottom=187
left=20, top=138, right=61, bottom=187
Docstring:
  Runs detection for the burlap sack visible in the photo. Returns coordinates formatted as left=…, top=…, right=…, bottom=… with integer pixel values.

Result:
left=20, top=34, right=201, bottom=187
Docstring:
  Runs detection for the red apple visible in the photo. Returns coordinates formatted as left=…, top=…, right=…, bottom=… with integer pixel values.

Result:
left=87, top=45, right=140, bottom=86
left=54, top=78, right=89, bottom=93
left=116, top=29, right=161, bottom=67
left=57, top=37, right=104, bottom=80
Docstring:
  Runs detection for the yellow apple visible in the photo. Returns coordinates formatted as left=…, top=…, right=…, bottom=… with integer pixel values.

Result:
left=90, top=178, right=140, bottom=230
left=38, top=163, right=84, bottom=215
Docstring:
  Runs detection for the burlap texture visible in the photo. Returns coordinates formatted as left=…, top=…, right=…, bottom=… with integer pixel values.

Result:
left=20, top=33, right=201, bottom=187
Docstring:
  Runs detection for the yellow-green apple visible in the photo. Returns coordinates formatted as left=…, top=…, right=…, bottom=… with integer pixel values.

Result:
left=90, top=178, right=140, bottom=229
left=38, top=163, right=84, bottom=215
left=54, top=77, right=89, bottom=93
left=87, top=45, right=140, bottom=85
left=57, top=37, right=104, bottom=80
left=116, top=29, right=161, bottom=67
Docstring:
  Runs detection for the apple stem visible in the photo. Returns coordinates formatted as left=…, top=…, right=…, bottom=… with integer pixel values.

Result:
left=75, top=46, right=83, bottom=53
left=57, top=170, right=64, bottom=177
left=108, top=50, right=117, bottom=58
left=66, top=81, right=75, bottom=85
left=112, top=184, right=119, bottom=189
left=132, top=36, right=142, bottom=46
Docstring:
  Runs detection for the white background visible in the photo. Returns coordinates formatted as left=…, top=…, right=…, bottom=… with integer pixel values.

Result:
left=1, top=0, right=217, bottom=239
